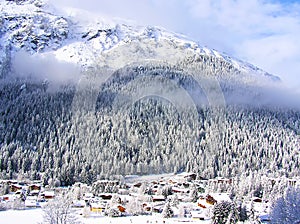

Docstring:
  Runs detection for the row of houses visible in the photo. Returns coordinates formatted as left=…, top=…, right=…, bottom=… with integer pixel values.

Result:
left=1, top=173, right=286, bottom=221
left=0, top=180, right=42, bottom=193
left=0, top=180, right=56, bottom=208
left=71, top=173, right=234, bottom=220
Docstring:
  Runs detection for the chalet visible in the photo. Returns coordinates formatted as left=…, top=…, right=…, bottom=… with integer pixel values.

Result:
left=217, top=178, right=232, bottom=184
left=210, top=193, right=231, bottom=203
left=25, top=199, right=37, bottom=207
left=197, top=195, right=216, bottom=208
left=253, top=197, right=263, bottom=203
left=28, top=189, right=40, bottom=196
left=99, top=194, right=112, bottom=200
left=10, top=184, right=23, bottom=193
left=174, top=172, right=197, bottom=182
left=90, top=202, right=105, bottom=212
left=193, top=180, right=208, bottom=187
left=119, top=195, right=130, bottom=204
left=41, top=191, right=55, bottom=200
left=172, top=187, right=189, bottom=194
left=152, top=195, right=165, bottom=202
left=268, top=177, right=298, bottom=187
left=152, top=185, right=159, bottom=192
left=197, top=193, right=231, bottom=208
left=29, top=184, right=41, bottom=191
left=133, top=182, right=142, bottom=188
left=209, top=177, right=233, bottom=185
left=97, top=180, right=119, bottom=187
left=3, top=180, right=17, bottom=186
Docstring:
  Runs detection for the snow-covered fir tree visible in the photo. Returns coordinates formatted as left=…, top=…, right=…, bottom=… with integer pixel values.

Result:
left=212, top=201, right=238, bottom=224
left=162, top=201, right=174, bottom=218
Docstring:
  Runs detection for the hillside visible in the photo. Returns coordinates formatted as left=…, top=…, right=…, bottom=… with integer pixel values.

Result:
left=1, top=78, right=299, bottom=186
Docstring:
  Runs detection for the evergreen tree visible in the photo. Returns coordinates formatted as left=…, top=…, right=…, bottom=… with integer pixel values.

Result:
left=171, top=194, right=179, bottom=207
left=162, top=185, right=172, bottom=199
left=237, top=202, right=248, bottom=222
left=107, top=207, right=121, bottom=217
left=212, top=201, right=238, bottom=224
left=162, top=201, right=174, bottom=218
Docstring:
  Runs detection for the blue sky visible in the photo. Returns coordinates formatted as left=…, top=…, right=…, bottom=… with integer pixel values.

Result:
left=51, top=0, right=300, bottom=89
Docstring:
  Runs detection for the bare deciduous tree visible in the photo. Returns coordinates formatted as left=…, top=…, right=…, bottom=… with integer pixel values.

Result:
left=41, top=194, right=81, bottom=224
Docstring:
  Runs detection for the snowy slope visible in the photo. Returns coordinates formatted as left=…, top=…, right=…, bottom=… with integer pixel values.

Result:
left=0, top=0, right=280, bottom=85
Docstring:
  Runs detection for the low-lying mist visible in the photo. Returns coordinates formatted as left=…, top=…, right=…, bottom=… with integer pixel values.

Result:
left=4, top=53, right=300, bottom=110
left=11, top=51, right=81, bottom=89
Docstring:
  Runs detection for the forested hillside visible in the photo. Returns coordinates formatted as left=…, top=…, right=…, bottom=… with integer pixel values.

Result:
left=0, top=66, right=299, bottom=187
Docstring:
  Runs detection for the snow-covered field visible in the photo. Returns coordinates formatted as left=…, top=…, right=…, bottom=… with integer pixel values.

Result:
left=0, top=209, right=43, bottom=224
left=0, top=208, right=210, bottom=224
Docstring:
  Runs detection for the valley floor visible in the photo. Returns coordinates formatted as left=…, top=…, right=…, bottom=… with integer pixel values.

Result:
left=0, top=173, right=277, bottom=223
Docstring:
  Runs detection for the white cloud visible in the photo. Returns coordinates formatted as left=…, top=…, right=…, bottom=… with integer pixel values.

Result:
left=12, top=50, right=80, bottom=86
left=182, top=0, right=300, bottom=88
left=48, top=0, right=300, bottom=88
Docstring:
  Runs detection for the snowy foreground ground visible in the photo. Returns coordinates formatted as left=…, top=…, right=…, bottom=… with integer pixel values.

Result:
left=0, top=208, right=212, bottom=224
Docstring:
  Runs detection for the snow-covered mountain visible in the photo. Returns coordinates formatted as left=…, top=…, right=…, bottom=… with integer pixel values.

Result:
left=0, top=0, right=279, bottom=87
left=0, top=0, right=300, bottom=187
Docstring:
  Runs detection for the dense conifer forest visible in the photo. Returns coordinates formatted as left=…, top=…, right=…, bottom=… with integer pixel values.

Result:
left=0, top=65, right=299, bottom=187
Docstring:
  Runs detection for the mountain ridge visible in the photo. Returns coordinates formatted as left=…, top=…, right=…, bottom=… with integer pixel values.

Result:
left=0, top=0, right=280, bottom=86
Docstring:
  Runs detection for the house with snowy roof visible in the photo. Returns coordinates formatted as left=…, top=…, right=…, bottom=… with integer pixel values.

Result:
left=197, top=193, right=231, bottom=209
